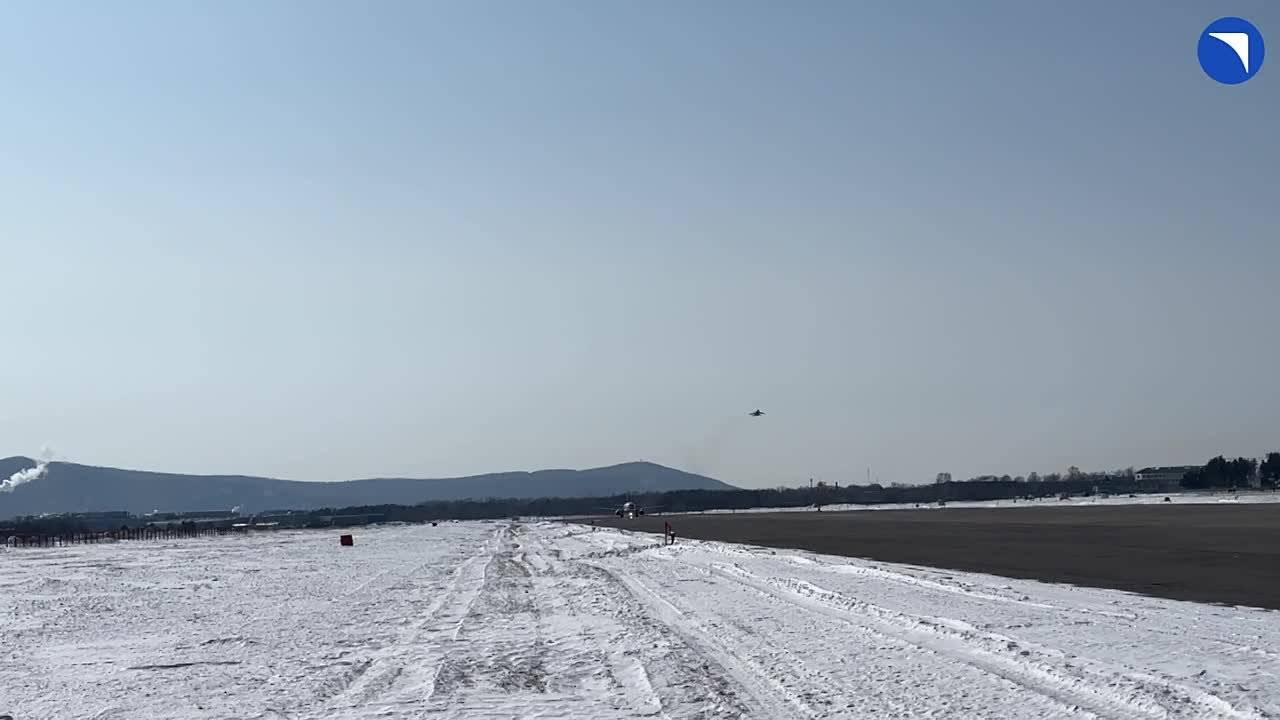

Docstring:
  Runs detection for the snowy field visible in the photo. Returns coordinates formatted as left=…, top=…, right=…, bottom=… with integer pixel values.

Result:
left=2, top=521, right=1277, bottom=719
left=669, top=490, right=1280, bottom=516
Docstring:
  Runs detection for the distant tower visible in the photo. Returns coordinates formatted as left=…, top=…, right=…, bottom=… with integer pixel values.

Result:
left=936, top=472, right=952, bottom=484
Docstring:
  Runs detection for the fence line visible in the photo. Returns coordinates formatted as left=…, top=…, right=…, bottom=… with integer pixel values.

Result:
left=2, top=525, right=279, bottom=548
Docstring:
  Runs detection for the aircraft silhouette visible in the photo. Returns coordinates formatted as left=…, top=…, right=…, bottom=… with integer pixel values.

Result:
left=598, top=500, right=661, bottom=518
left=749, top=409, right=765, bottom=417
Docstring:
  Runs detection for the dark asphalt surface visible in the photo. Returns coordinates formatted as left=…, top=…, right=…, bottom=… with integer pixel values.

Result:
left=584, top=503, right=1280, bottom=609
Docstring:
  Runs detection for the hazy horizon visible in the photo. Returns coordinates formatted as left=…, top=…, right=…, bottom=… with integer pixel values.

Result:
left=4, top=2, right=1277, bottom=488
left=2, top=453, right=732, bottom=483
left=0, top=450, right=1259, bottom=487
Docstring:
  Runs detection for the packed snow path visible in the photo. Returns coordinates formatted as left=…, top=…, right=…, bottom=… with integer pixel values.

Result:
left=2, top=522, right=1276, bottom=719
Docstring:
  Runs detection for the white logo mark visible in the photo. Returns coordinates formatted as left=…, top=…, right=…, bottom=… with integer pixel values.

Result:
left=1209, top=32, right=1250, bottom=72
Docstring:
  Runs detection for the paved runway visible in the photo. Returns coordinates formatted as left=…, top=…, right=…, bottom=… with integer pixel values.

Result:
left=589, top=504, right=1280, bottom=609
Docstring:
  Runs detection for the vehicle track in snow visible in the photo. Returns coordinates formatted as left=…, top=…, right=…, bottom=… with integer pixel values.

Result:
left=414, top=524, right=758, bottom=719
left=605, top=553, right=1096, bottom=719
left=702, top=560, right=1259, bottom=720
left=517, top=525, right=753, bottom=720
left=282, top=523, right=760, bottom=720
left=295, top=526, right=502, bottom=718
left=665, top=540, right=1275, bottom=720
left=563, top=523, right=1274, bottom=720
left=740, top=546, right=1280, bottom=666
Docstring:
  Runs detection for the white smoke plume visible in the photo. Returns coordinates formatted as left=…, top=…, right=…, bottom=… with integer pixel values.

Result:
left=1, top=445, right=56, bottom=493
left=231, top=505, right=242, bottom=515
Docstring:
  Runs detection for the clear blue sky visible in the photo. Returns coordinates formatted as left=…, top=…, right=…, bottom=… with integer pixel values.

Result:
left=3, top=1, right=1277, bottom=487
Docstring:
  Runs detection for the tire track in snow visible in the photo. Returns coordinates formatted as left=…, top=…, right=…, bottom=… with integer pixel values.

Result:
left=307, top=523, right=690, bottom=720
left=605, top=553, right=1094, bottom=719
left=295, top=527, right=501, bottom=718
left=224, top=525, right=469, bottom=653
left=512, top=528, right=669, bottom=718
left=558, top=524, right=1079, bottom=718
left=703, top=560, right=1264, bottom=720
left=434, top=526, right=706, bottom=719
left=674, top=537, right=1280, bottom=713
left=574, top=562, right=757, bottom=719
left=594, top=560, right=817, bottom=719
left=787, top=555, right=1280, bottom=676
left=417, top=526, right=678, bottom=719
left=520, top=525, right=759, bottom=719
left=417, top=526, right=555, bottom=714
left=321, top=554, right=490, bottom=713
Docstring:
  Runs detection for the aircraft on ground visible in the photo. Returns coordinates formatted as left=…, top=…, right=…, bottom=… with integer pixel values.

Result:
left=601, top=500, right=660, bottom=519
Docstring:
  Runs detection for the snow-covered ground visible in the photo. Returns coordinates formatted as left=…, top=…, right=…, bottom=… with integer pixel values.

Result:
left=2, top=521, right=1277, bottom=719
left=673, top=490, right=1280, bottom=516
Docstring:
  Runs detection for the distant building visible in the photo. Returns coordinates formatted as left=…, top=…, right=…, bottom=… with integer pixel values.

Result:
left=253, top=514, right=300, bottom=525
left=1134, top=466, right=1201, bottom=484
left=147, top=510, right=238, bottom=521
left=935, top=473, right=951, bottom=484
left=65, top=511, right=130, bottom=520
left=320, top=513, right=387, bottom=527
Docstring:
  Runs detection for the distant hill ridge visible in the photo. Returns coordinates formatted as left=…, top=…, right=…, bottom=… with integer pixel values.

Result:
left=0, top=457, right=735, bottom=518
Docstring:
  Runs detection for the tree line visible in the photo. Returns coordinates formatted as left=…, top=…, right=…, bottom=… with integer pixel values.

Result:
left=6, top=452, right=1276, bottom=537
left=1181, top=453, right=1280, bottom=489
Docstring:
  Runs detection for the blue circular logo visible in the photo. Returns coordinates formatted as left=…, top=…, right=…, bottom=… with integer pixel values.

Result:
left=1198, top=17, right=1265, bottom=84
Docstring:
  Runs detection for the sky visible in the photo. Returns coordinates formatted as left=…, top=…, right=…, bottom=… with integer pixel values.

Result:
left=2, top=1, right=1277, bottom=488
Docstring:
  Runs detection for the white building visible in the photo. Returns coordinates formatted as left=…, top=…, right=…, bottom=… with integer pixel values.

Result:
left=1134, top=466, right=1201, bottom=483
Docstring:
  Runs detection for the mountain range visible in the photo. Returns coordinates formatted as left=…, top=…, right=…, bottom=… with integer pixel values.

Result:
left=0, top=457, right=735, bottom=518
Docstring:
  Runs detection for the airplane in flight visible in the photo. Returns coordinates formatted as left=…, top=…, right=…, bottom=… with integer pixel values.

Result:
left=749, top=409, right=765, bottom=417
